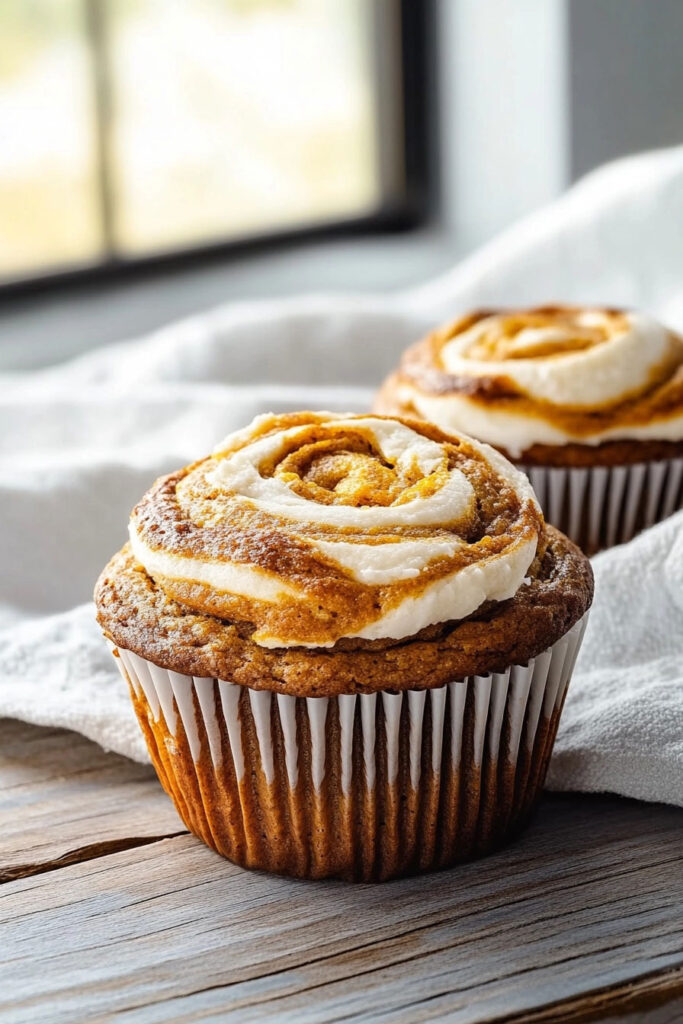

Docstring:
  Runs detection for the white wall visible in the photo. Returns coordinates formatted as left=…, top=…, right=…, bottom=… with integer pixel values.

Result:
left=569, top=0, right=683, bottom=179
left=438, top=0, right=570, bottom=249
left=437, top=0, right=683, bottom=251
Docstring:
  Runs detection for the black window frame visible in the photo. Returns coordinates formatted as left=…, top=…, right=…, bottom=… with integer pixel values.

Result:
left=0, top=0, right=437, bottom=299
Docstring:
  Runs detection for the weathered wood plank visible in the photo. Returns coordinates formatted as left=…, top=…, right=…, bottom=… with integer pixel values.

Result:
left=1, top=794, right=681, bottom=1024
left=0, top=719, right=184, bottom=880
left=497, top=967, right=683, bottom=1022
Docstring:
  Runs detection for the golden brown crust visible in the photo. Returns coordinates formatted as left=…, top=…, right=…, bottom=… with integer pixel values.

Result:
left=502, top=438, right=683, bottom=467
left=95, top=526, right=593, bottom=696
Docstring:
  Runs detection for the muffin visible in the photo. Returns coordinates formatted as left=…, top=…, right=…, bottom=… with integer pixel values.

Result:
left=375, top=306, right=683, bottom=554
left=95, top=411, right=593, bottom=881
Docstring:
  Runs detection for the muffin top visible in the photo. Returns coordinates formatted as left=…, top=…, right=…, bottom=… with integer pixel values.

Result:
left=124, top=411, right=543, bottom=649
left=375, top=306, right=683, bottom=461
left=96, top=411, right=592, bottom=691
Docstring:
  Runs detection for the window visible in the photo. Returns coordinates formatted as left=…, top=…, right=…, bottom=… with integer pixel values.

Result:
left=0, top=0, right=430, bottom=287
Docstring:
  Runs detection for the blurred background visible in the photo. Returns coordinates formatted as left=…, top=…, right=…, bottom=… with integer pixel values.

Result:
left=1, top=0, right=683, bottom=369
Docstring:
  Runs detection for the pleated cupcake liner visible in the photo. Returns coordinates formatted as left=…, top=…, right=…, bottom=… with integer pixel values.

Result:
left=113, top=613, right=588, bottom=882
left=523, top=457, right=682, bottom=556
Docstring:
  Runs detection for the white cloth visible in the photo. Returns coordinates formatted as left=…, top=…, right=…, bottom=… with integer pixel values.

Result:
left=546, top=513, right=683, bottom=806
left=2, top=146, right=683, bottom=805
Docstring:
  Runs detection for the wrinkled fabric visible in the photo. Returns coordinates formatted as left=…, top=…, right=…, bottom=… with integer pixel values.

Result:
left=2, top=146, right=683, bottom=805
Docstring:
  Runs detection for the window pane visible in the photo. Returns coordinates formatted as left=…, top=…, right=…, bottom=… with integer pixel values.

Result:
left=107, top=0, right=384, bottom=255
left=0, top=1, right=102, bottom=281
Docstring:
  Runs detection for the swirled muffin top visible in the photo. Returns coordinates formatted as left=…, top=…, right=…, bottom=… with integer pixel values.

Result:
left=126, top=412, right=543, bottom=648
left=96, top=412, right=593, bottom=691
left=375, top=306, right=683, bottom=461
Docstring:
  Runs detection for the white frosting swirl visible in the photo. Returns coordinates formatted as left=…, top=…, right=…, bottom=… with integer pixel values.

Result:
left=129, top=413, right=543, bottom=648
left=397, top=308, right=683, bottom=457
left=441, top=310, right=669, bottom=407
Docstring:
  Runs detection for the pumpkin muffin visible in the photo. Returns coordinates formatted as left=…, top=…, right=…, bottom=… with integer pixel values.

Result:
left=95, top=411, right=593, bottom=881
left=375, top=306, right=683, bottom=553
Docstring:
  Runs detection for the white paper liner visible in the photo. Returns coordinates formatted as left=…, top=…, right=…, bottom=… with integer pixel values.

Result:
left=112, top=613, right=588, bottom=879
left=117, top=615, right=586, bottom=790
left=522, top=457, right=682, bottom=554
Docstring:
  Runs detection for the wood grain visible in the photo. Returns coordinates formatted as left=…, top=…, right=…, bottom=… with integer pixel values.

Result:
left=1, top=777, right=681, bottom=1024
left=0, top=718, right=184, bottom=881
left=497, top=966, right=683, bottom=1022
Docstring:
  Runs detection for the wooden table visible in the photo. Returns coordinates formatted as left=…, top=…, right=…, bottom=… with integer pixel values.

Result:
left=1, top=717, right=681, bottom=1024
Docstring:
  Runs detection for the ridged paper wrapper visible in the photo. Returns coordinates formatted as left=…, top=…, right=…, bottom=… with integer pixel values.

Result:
left=523, top=457, right=682, bottom=555
left=114, top=614, right=588, bottom=882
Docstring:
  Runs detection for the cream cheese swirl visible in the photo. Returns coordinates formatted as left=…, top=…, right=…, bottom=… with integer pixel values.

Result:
left=387, top=307, right=683, bottom=458
left=129, top=412, right=543, bottom=648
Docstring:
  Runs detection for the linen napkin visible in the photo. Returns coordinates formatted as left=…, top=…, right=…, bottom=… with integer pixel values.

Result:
left=2, top=145, right=683, bottom=806
left=546, top=513, right=683, bottom=806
